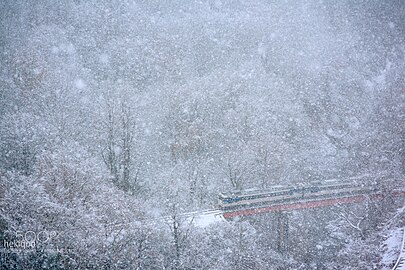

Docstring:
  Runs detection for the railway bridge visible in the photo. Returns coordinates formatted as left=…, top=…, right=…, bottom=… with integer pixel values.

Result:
left=212, top=177, right=405, bottom=254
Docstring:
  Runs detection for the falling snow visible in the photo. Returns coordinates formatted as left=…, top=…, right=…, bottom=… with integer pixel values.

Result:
left=0, top=1, right=405, bottom=269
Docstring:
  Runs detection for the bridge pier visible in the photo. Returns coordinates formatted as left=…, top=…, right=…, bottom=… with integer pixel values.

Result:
left=366, top=201, right=380, bottom=234
left=276, top=211, right=289, bottom=255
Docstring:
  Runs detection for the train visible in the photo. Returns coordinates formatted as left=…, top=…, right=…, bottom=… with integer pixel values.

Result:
left=218, top=178, right=376, bottom=211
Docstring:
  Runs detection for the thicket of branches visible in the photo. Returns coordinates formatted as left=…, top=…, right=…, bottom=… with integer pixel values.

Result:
left=0, top=0, right=404, bottom=269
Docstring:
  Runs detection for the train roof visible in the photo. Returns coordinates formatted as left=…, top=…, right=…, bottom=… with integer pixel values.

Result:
left=220, top=180, right=359, bottom=198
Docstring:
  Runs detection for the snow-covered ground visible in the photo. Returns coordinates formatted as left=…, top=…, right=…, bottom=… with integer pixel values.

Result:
left=381, top=227, right=404, bottom=269
left=381, top=205, right=405, bottom=270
